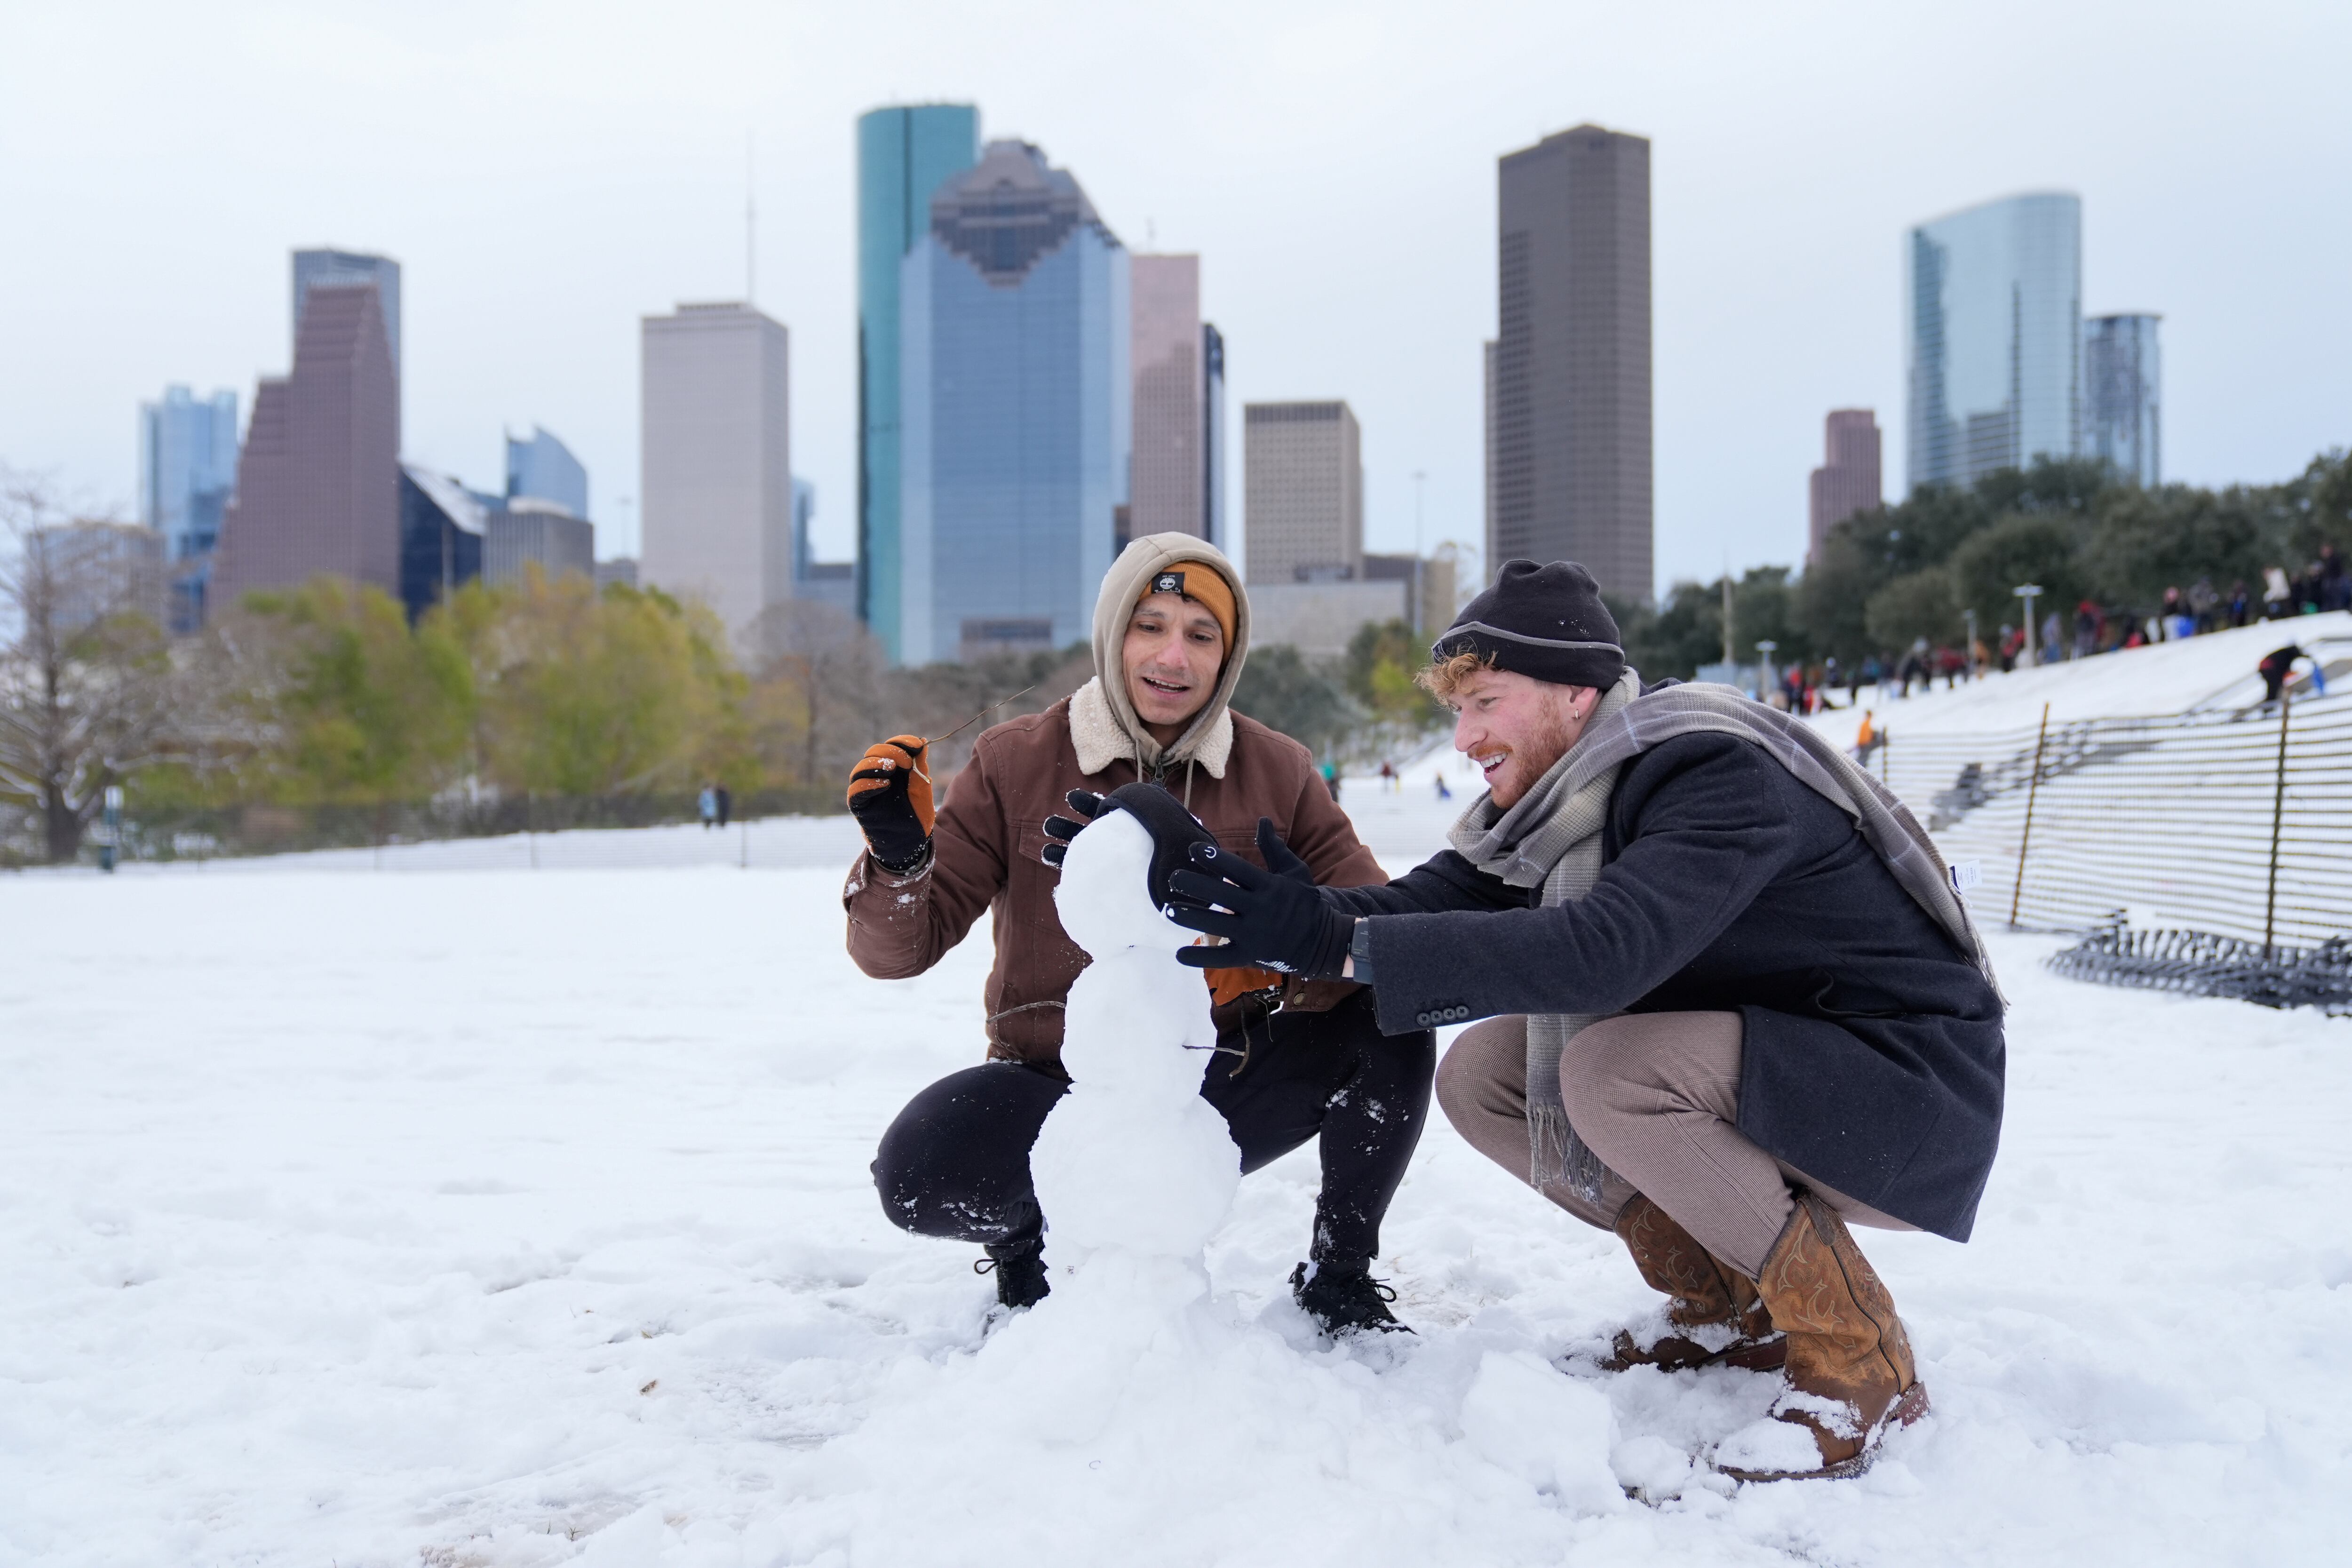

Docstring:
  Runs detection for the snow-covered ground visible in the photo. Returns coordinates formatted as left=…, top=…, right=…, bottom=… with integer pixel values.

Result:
left=5, top=753, right=2349, bottom=1565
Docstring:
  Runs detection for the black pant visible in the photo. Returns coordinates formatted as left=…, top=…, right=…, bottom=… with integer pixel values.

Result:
left=872, top=991, right=1434, bottom=1262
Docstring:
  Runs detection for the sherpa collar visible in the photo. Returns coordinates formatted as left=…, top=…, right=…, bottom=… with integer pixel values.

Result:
left=1069, top=677, right=1233, bottom=780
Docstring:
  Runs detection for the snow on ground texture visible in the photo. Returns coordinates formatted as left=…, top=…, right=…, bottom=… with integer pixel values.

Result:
left=4, top=788, right=2349, bottom=1564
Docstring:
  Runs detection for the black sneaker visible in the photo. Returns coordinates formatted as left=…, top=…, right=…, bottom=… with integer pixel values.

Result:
left=1290, top=1258, right=1413, bottom=1337
left=976, top=1239, right=1050, bottom=1310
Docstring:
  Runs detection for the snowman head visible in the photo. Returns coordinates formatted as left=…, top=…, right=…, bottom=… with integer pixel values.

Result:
left=1053, top=808, right=1188, bottom=959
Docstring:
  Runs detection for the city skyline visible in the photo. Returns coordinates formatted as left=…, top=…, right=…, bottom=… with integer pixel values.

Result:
left=7, top=4, right=2344, bottom=599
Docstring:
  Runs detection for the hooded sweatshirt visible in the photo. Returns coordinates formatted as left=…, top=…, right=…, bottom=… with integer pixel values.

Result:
left=842, top=532, right=1385, bottom=1065
left=1065, top=533, right=1255, bottom=792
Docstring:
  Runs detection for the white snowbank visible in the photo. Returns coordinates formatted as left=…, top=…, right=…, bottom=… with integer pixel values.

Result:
left=2, top=780, right=2346, bottom=1564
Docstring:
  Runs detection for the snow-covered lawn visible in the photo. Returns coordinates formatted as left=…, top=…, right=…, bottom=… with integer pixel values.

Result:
left=4, top=784, right=2347, bottom=1565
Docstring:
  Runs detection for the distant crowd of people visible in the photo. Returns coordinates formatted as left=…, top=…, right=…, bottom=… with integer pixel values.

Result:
left=1775, top=544, right=2349, bottom=715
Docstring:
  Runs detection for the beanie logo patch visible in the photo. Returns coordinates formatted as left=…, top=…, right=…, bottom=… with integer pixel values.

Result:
left=1151, top=571, right=1185, bottom=596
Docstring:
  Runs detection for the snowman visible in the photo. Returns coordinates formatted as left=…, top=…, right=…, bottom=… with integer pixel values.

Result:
left=1027, top=788, right=1243, bottom=1317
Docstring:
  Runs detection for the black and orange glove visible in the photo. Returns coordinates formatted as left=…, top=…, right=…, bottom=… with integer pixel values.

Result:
left=848, top=735, right=934, bottom=871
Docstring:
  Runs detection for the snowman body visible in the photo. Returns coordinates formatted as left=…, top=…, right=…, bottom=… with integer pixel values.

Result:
left=1029, top=808, right=1240, bottom=1288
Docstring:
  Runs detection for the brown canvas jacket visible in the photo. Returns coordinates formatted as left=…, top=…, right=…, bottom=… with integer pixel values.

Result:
left=842, top=698, right=1388, bottom=1068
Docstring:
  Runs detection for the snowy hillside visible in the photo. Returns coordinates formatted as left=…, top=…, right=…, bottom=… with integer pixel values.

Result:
left=3, top=775, right=2346, bottom=1565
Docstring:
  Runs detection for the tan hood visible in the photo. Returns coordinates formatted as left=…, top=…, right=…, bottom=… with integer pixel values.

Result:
left=1073, top=532, right=1251, bottom=780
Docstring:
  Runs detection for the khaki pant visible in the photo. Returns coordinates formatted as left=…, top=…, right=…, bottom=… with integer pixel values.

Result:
left=1436, top=1012, right=1912, bottom=1278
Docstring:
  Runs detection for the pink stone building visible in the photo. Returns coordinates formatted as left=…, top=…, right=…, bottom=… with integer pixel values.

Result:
left=1129, top=254, right=1205, bottom=542
left=213, top=283, right=401, bottom=606
left=1807, top=409, right=1882, bottom=563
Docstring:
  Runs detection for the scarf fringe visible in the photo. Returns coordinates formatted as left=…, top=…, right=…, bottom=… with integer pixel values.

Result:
left=1529, top=1102, right=1617, bottom=1206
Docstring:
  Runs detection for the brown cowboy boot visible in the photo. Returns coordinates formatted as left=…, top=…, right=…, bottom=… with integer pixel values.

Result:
left=1602, top=1194, right=1786, bottom=1372
left=1716, top=1191, right=1930, bottom=1481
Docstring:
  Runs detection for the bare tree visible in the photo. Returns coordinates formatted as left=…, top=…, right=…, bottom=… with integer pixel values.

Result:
left=747, top=598, right=890, bottom=788
left=0, top=468, right=182, bottom=862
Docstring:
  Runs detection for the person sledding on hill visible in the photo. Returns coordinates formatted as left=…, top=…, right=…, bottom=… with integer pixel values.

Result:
left=841, top=534, right=1435, bottom=1336
left=1149, top=560, right=2007, bottom=1482
left=2257, top=643, right=2323, bottom=708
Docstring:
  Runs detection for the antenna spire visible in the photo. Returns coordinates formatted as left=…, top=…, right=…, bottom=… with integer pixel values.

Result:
left=745, top=131, right=756, bottom=305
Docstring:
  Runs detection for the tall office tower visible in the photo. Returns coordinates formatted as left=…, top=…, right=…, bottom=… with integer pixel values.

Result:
left=2083, top=313, right=2161, bottom=486
left=898, top=139, right=1129, bottom=664
left=1243, top=401, right=1362, bottom=584
left=858, top=103, right=980, bottom=658
left=1807, top=409, right=1883, bottom=561
left=1490, top=124, right=1653, bottom=600
left=1130, top=254, right=1205, bottom=543
left=1906, top=192, right=2081, bottom=493
left=639, top=302, right=792, bottom=640
left=139, top=385, right=239, bottom=630
left=505, top=427, right=589, bottom=518
left=213, top=283, right=400, bottom=606
left=483, top=501, right=595, bottom=587
left=789, top=477, right=856, bottom=614
left=138, top=386, right=239, bottom=560
left=1482, top=340, right=1498, bottom=578
left=398, top=465, right=485, bottom=621
left=293, top=249, right=402, bottom=374
left=1202, top=323, right=1226, bottom=546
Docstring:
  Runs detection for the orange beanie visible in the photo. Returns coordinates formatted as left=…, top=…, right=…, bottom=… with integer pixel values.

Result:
left=1139, top=562, right=1237, bottom=647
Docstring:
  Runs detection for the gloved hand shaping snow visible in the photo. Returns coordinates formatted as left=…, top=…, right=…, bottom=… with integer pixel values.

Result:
left=1042, top=784, right=1217, bottom=908
left=1167, top=824, right=1356, bottom=979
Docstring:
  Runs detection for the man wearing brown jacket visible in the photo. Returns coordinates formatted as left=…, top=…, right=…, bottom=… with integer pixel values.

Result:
left=843, top=534, right=1434, bottom=1334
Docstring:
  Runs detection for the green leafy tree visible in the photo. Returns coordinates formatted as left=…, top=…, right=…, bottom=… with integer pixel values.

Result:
left=1863, top=567, right=1963, bottom=653
left=443, top=569, right=739, bottom=799
left=1231, top=643, right=1358, bottom=761
left=242, top=576, right=472, bottom=808
left=2084, top=486, right=2272, bottom=612
left=1949, top=513, right=2090, bottom=635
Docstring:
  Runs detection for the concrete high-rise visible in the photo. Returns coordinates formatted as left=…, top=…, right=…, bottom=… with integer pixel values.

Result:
left=639, top=302, right=792, bottom=641
left=1489, top=124, right=1652, bottom=600
left=1203, top=323, right=1226, bottom=548
left=213, top=283, right=400, bottom=605
left=1906, top=193, right=2081, bottom=493
left=898, top=139, right=1128, bottom=665
left=505, top=427, right=589, bottom=519
left=1130, top=254, right=1207, bottom=544
left=1243, top=401, right=1361, bottom=584
left=2083, top=313, right=2161, bottom=486
left=1807, top=410, right=1883, bottom=562
left=294, top=249, right=402, bottom=374
left=858, top=103, right=980, bottom=658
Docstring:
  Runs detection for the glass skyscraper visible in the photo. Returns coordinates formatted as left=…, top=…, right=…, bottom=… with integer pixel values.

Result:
left=1905, top=193, right=2081, bottom=493
left=139, top=385, right=238, bottom=561
left=293, top=249, right=401, bottom=373
left=140, top=385, right=239, bottom=631
left=857, top=103, right=979, bottom=661
left=2083, top=313, right=2161, bottom=486
left=899, top=139, right=1129, bottom=665
left=505, top=426, right=589, bottom=518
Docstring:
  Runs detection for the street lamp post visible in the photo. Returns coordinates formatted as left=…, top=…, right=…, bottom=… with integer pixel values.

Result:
left=1755, top=639, right=1779, bottom=704
left=2015, top=584, right=2044, bottom=666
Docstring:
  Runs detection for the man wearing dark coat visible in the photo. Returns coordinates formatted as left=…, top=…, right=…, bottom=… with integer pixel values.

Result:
left=1152, top=560, right=2007, bottom=1483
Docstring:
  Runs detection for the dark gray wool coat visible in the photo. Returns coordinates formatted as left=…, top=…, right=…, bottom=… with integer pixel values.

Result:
left=1330, top=730, right=2005, bottom=1242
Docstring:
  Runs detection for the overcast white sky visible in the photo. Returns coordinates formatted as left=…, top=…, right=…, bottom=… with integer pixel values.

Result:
left=4, top=0, right=2346, bottom=597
